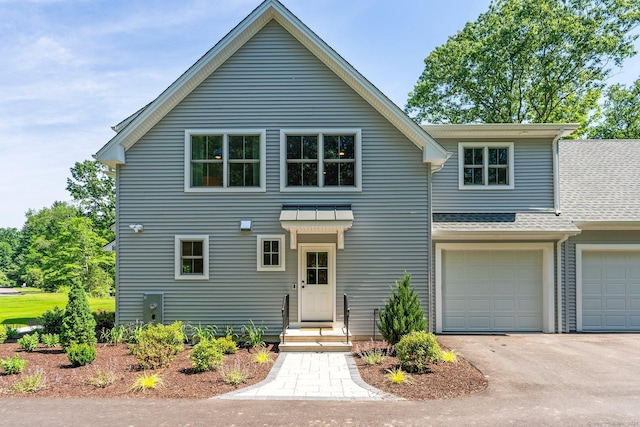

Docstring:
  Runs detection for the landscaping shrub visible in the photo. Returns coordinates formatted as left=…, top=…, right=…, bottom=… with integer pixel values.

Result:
left=130, top=321, right=185, bottom=369
left=17, top=332, right=39, bottom=352
left=66, top=343, right=97, bottom=367
left=377, top=272, right=427, bottom=345
left=395, top=331, right=442, bottom=373
left=60, top=281, right=97, bottom=349
left=93, top=310, right=115, bottom=336
left=0, top=325, right=7, bottom=344
left=39, top=306, right=64, bottom=335
left=6, top=325, right=18, bottom=340
left=12, top=368, right=46, bottom=393
left=40, top=333, right=59, bottom=348
left=0, top=354, right=28, bottom=374
left=215, top=336, right=238, bottom=354
left=190, top=338, right=224, bottom=372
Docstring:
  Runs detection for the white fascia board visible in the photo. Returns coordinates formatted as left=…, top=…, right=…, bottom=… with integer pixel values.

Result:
left=422, top=123, right=580, bottom=139
left=432, top=230, right=581, bottom=241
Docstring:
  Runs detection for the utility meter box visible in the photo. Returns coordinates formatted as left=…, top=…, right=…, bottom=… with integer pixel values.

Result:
left=143, top=292, right=164, bottom=324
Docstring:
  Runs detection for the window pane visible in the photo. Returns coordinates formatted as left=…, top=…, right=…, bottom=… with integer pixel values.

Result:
left=287, top=136, right=301, bottom=160
left=263, top=254, right=271, bottom=267
left=464, top=167, right=484, bottom=185
left=489, top=148, right=497, bottom=165
left=318, top=252, right=327, bottom=267
left=192, top=259, right=203, bottom=274
left=325, top=135, right=354, bottom=160
left=192, top=135, right=222, bottom=160
left=324, top=163, right=355, bottom=186
left=302, top=136, right=318, bottom=159
left=302, top=163, right=318, bottom=186
left=192, top=241, right=203, bottom=257
left=307, top=252, right=316, bottom=268
left=271, top=254, right=279, bottom=266
left=193, top=163, right=222, bottom=187
left=473, top=168, right=483, bottom=184
left=272, top=240, right=278, bottom=252
left=307, top=268, right=317, bottom=285
left=263, top=240, right=270, bottom=253
left=228, top=163, right=259, bottom=187
left=318, top=269, right=327, bottom=284
left=473, top=148, right=483, bottom=165
left=488, top=148, right=508, bottom=166
left=498, top=168, right=508, bottom=184
left=182, top=241, right=192, bottom=256
left=287, top=163, right=301, bottom=186
left=488, top=167, right=496, bottom=184
left=229, top=135, right=259, bottom=160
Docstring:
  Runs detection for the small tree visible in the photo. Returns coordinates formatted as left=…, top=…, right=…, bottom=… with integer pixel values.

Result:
left=377, top=272, right=427, bottom=345
left=60, top=281, right=97, bottom=349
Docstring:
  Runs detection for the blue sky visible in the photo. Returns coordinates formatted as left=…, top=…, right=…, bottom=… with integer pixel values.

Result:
left=1, top=0, right=639, bottom=229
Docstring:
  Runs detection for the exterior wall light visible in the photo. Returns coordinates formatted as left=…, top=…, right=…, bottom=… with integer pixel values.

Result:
left=129, top=224, right=144, bottom=233
left=240, top=220, right=252, bottom=231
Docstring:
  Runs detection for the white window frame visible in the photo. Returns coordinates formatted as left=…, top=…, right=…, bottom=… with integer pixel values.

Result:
left=279, top=129, right=362, bottom=192
left=174, top=235, right=209, bottom=280
left=184, top=129, right=266, bottom=193
left=458, top=142, right=514, bottom=190
left=257, top=235, right=286, bottom=271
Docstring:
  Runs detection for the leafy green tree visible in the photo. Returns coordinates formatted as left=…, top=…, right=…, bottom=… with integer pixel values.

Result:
left=406, top=0, right=640, bottom=132
left=66, top=160, right=115, bottom=240
left=377, top=272, right=427, bottom=345
left=588, top=78, right=640, bottom=138
left=60, top=281, right=97, bottom=349
left=0, top=227, right=22, bottom=286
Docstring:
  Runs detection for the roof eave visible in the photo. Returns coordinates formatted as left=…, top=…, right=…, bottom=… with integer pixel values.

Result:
left=574, top=221, right=640, bottom=231
left=432, top=229, right=581, bottom=241
left=421, top=123, right=580, bottom=139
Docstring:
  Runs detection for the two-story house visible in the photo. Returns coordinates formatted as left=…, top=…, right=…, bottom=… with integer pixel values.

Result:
left=95, top=0, right=640, bottom=341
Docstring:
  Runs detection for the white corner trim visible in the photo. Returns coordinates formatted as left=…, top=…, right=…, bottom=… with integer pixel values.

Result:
left=435, top=242, right=555, bottom=333
left=174, top=235, right=210, bottom=280
left=575, top=244, right=640, bottom=332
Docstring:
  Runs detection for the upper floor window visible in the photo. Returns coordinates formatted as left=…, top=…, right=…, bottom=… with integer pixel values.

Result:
left=185, top=130, right=266, bottom=192
left=280, top=129, right=362, bottom=192
left=458, top=142, right=514, bottom=190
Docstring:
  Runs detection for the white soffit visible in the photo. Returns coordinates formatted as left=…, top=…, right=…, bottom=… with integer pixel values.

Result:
left=422, top=123, right=580, bottom=139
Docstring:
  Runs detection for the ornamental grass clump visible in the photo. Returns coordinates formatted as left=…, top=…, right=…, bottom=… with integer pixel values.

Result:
left=129, top=372, right=163, bottom=392
left=395, top=331, right=442, bottom=373
left=377, top=272, right=427, bottom=345
left=60, top=282, right=97, bottom=349
left=130, top=321, right=185, bottom=369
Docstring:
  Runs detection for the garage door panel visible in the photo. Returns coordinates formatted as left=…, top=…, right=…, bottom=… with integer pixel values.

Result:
left=582, top=250, right=640, bottom=331
left=443, top=249, right=543, bottom=332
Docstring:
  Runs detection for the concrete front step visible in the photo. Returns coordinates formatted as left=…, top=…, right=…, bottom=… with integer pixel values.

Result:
left=279, top=327, right=352, bottom=352
left=278, top=341, right=353, bottom=352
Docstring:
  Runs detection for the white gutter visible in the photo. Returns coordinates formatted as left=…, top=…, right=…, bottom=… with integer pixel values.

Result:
left=556, top=234, right=570, bottom=333
left=552, top=128, right=565, bottom=215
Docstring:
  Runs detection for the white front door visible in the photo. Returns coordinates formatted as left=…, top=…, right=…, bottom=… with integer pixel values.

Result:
left=299, top=244, right=335, bottom=322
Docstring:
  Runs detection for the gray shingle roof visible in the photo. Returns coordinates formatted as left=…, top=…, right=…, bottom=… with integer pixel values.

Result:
left=433, top=213, right=580, bottom=233
left=559, top=140, right=640, bottom=223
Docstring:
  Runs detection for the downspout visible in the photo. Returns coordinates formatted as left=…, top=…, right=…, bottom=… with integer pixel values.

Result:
left=552, top=128, right=565, bottom=215
left=427, top=163, right=433, bottom=333
left=556, top=234, right=570, bottom=333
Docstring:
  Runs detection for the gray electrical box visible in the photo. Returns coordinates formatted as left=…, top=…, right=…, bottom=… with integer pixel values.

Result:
left=143, top=292, right=164, bottom=324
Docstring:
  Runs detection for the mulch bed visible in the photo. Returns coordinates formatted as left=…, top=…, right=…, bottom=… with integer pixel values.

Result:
left=352, top=341, right=488, bottom=400
left=0, top=342, right=277, bottom=398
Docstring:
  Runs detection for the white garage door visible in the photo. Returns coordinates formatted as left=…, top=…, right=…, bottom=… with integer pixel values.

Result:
left=581, top=251, right=640, bottom=331
left=442, top=250, right=543, bottom=331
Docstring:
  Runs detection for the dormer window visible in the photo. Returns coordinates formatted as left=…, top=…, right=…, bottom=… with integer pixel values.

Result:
left=458, top=142, right=514, bottom=189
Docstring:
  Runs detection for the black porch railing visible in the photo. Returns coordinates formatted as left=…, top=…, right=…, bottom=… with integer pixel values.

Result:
left=343, top=293, right=350, bottom=344
left=281, top=294, right=289, bottom=343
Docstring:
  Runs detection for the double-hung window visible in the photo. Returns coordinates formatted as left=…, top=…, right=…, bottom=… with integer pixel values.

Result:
left=185, top=130, right=266, bottom=192
left=458, top=142, right=514, bottom=189
left=175, top=235, right=209, bottom=280
left=257, top=235, right=285, bottom=271
left=280, top=129, right=361, bottom=191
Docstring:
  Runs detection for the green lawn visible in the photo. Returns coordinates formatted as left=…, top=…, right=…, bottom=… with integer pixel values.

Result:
left=0, top=287, right=115, bottom=326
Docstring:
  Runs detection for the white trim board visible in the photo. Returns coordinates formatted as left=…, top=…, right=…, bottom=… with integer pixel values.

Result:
left=435, top=242, right=555, bottom=333
left=575, top=244, right=640, bottom=332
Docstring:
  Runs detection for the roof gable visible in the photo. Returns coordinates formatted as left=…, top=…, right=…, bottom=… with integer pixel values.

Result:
left=95, top=0, right=447, bottom=169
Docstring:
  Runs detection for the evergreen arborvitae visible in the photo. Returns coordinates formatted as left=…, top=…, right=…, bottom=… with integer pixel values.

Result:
left=377, top=272, right=427, bottom=345
left=60, top=281, right=97, bottom=349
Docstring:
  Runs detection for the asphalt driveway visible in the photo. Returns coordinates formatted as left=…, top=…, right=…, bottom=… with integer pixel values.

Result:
left=1, top=334, right=639, bottom=426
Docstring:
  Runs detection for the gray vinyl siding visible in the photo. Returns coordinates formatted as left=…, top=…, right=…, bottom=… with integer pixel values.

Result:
left=564, top=231, right=640, bottom=331
left=115, top=20, right=430, bottom=336
left=432, top=138, right=554, bottom=212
